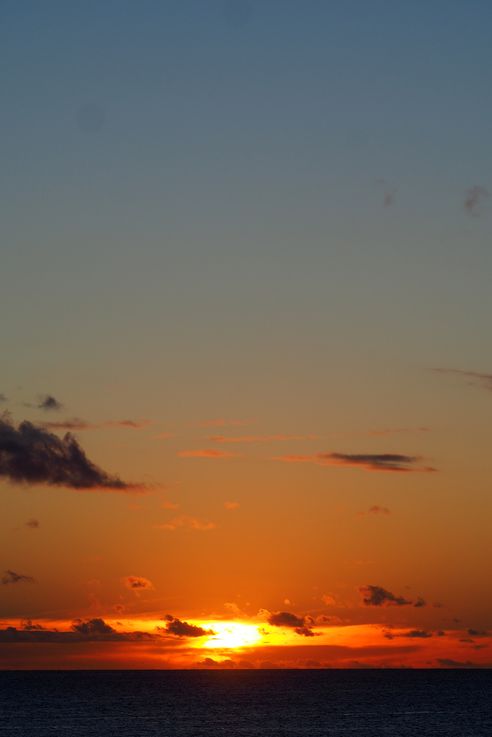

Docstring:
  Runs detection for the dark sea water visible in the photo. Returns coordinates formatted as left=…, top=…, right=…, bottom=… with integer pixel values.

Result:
left=0, top=670, right=491, bottom=737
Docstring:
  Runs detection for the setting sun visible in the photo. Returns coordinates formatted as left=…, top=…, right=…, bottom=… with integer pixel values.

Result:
left=199, top=622, right=262, bottom=650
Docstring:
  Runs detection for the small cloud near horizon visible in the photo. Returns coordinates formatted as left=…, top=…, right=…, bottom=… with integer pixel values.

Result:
left=274, top=452, right=435, bottom=473
left=178, top=448, right=238, bottom=459
left=156, top=515, right=216, bottom=531
left=2, top=570, right=36, bottom=585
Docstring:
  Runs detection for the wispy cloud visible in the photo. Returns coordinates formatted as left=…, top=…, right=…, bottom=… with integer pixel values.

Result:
left=224, top=501, right=240, bottom=510
left=209, top=434, right=317, bottom=444
left=0, top=416, right=142, bottom=491
left=464, top=185, right=489, bottom=216
left=41, top=418, right=152, bottom=431
left=25, top=518, right=40, bottom=529
left=431, top=367, right=492, bottom=392
left=1, top=570, right=35, bottom=585
left=156, top=515, right=216, bottom=531
left=274, top=452, right=435, bottom=473
left=366, top=505, right=391, bottom=516
left=178, top=448, right=238, bottom=459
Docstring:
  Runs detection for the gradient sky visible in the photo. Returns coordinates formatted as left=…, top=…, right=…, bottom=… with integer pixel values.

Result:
left=1, top=0, right=492, bottom=669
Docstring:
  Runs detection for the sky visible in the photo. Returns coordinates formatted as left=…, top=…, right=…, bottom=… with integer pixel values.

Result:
left=1, top=0, right=492, bottom=670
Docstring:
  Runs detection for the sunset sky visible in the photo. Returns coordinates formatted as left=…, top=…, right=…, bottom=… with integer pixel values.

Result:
left=1, top=1, right=491, bottom=669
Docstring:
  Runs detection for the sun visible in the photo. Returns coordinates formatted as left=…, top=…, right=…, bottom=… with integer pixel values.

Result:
left=198, top=621, right=262, bottom=650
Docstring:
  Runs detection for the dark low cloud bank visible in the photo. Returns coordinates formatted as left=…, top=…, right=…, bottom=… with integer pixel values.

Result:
left=42, top=418, right=151, bottom=431
left=267, top=611, right=317, bottom=637
left=0, top=618, right=153, bottom=643
left=327, top=453, right=433, bottom=473
left=161, top=616, right=215, bottom=638
left=1, top=570, right=35, bottom=585
left=360, top=585, right=426, bottom=608
left=0, top=416, right=140, bottom=491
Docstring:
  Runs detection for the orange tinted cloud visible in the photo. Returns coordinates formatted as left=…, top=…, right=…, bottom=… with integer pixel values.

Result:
left=209, top=434, right=317, bottom=444
left=224, top=501, right=240, bottom=510
left=177, top=449, right=238, bottom=459
left=124, top=576, right=154, bottom=591
left=156, top=515, right=216, bottom=531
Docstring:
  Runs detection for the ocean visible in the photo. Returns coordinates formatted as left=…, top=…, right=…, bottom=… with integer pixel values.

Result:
left=0, top=670, right=491, bottom=736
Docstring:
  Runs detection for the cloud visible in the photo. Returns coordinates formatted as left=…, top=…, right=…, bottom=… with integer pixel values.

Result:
left=464, top=185, right=489, bottom=215
left=274, top=452, right=435, bottom=473
left=124, top=576, right=154, bottom=591
left=25, top=518, right=40, bottom=529
left=0, top=620, right=154, bottom=643
left=177, top=449, right=238, bottom=459
left=198, top=418, right=251, bottom=428
left=161, top=615, right=214, bottom=638
left=72, top=618, right=115, bottom=636
left=1, top=570, right=35, bottom=585
left=41, top=418, right=151, bottom=431
left=38, top=395, right=63, bottom=411
left=467, top=628, right=489, bottom=638
left=267, top=611, right=317, bottom=637
left=209, top=434, right=317, bottom=444
left=367, top=505, right=391, bottom=515
left=0, top=394, right=7, bottom=403
left=437, top=658, right=488, bottom=669
left=156, top=515, right=216, bottom=531
left=359, top=585, right=413, bottom=607
left=21, top=620, right=45, bottom=631
left=402, top=630, right=432, bottom=638
left=224, top=501, right=240, bottom=510
left=0, top=416, right=140, bottom=491
left=431, top=367, right=492, bottom=393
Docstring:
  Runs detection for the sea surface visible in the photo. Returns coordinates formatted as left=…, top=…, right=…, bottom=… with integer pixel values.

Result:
left=0, top=670, right=491, bottom=737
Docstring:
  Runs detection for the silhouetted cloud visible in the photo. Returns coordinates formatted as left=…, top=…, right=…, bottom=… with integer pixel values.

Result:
left=402, top=630, right=432, bottom=638
left=267, top=611, right=316, bottom=637
left=124, top=576, right=153, bottom=591
left=0, top=619, right=154, bottom=643
left=178, top=448, right=238, bottom=459
left=156, top=515, right=216, bottom=531
left=72, top=618, right=115, bottom=636
left=431, top=367, right=492, bottom=393
left=1, top=570, right=35, bottom=585
left=274, top=452, right=435, bottom=473
left=25, top=518, right=40, bottom=530
left=0, top=416, right=140, bottom=491
left=468, top=628, right=489, bottom=637
left=21, top=620, right=45, bottom=631
left=413, top=597, right=426, bottom=608
left=38, top=395, right=63, bottom=411
left=162, top=615, right=214, bottom=638
left=359, top=585, right=413, bottom=607
left=437, top=658, right=488, bottom=669
left=464, top=185, right=489, bottom=215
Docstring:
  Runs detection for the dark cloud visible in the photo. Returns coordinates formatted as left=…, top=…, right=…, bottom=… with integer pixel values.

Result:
left=21, top=620, right=45, bottom=631
left=25, top=518, right=40, bottom=530
left=402, top=630, right=432, bottom=638
left=437, top=658, right=488, bottom=669
left=38, top=395, right=63, bottom=411
left=276, top=452, right=435, bottom=473
left=326, top=453, right=433, bottom=473
left=1, top=570, right=35, bottom=585
left=124, top=576, right=153, bottom=591
left=161, top=615, right=214, bottom=638
left=42, top=418, right=151, bottom=432
left=0, top=619, right=154, bottom=643
left=267, top=611, right=316, bottom=637
left=367, top=505, right=391, bottom=515
left=0, top=416, right=140, bottom=491
left=359, top=585, right=413, bottom=607
left=431, top=367, right=492, bottom=393
left=413, top=597, right=426, bottom=608
left=468, top=628, right=489, bottom=637
left=71, top=618, right=115, bottom=636
left=464, top=185, right=489, bottom=215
